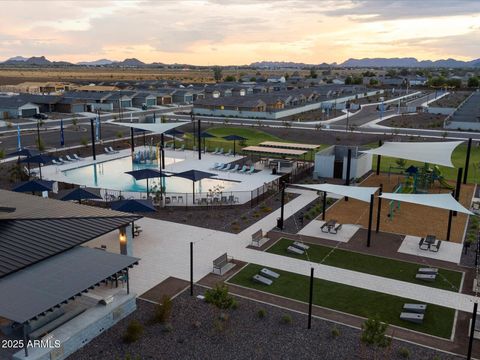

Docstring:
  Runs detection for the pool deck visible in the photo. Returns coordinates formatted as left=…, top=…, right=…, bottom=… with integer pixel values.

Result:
left=41, top=148, right=282, bottom=199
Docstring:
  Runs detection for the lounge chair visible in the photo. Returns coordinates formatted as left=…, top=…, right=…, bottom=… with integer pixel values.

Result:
left=177, top=144, right=185, bottom=151
left=246, top=165, right=255, bottom=175
left=221, top=164, right=231, bottom=171
left=58, top=156, right=69, bottom=162
left=229, top=164, right=239, bottom=172
left=211, top=162, right=221, bottom=170
left=260, top=268, right=280, bottom=279
left=212, top=147, right=219, bottom=154
left=225, top=149, right=233, bottom=156
left=104, top=147, right=113, bottom=154
left=216, top=148, right=224, bottom=155
left=429, top=240, right=441, bottom=252
left=418, top=238, right=429, bottom=250
left=66, top=155, right=76, bottom=161
left=52, top=159, right=62, bottom=165
left=252, top=274, right=273, bottom=286
left=108, top=146, right=119, bottom=154
left=73, top=154, right=84, bottom=161
left=238, top=165, right=247, bottom=173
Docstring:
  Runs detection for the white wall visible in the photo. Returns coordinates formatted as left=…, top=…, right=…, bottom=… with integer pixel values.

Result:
left=425, top=107, right=455, bottom=115
left=313, top=146, right=335, bottom=178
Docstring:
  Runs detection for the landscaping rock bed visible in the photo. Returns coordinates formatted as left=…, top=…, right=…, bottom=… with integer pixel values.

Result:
left=378, top=113, right=447, bottom=129
left=69, top=287, right=461, bottom=360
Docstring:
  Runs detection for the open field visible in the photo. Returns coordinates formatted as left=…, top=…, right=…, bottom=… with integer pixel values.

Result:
left=228, top=263, right=455, bottom=339
left=267, top=238, right=463, bottom=292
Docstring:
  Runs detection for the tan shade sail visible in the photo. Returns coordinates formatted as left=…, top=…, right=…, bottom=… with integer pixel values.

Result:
left=360, top=141, right=463, bottom=167
left=242, top=146, right=307, bottom=156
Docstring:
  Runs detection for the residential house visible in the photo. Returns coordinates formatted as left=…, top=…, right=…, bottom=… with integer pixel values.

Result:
left=131, top=92, right=157, bottom=108
left=0, top=96, right=39, bottom=119
left=62, top=91, right=113, bottom=111
left=171, top=89, right=194, bottom=104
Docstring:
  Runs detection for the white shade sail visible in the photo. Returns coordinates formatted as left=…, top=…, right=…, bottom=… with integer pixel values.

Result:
left=380, top=193, right=473, bottom=215
left=360, top=141, right=463, bottom=167
left=111, top=121, right=187, bottom=134
left=292, top=183, right=378, bottom=203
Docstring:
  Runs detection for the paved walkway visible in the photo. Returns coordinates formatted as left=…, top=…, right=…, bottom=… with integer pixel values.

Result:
left=86, top=188, right=477, bottom=314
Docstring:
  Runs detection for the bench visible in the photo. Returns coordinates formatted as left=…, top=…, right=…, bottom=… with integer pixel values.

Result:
left=416, top=273, right=436, bottom=282
left=419, top=237, right=429, bottom=250
left=29, top=306, right=87, bottom=340
left=292, top=242, right=310, bottom=251
left=400, top=312, right=424, bottom=324
left=287, top=246, right=304, bottom=255
left=260, top=268, right=280, bottom=279
left=212, top=253, right=234, bottom=275
left=403, top=303, right=427, bottom=314
left=251, top=229, right=268, bottom=247
left=418, top=268, right=438, bottom=275
left=331, top=223, right=343, bottom=234
left=253, top=274, right=273, bottom=286
left=429, top=240, right=441, bottom=252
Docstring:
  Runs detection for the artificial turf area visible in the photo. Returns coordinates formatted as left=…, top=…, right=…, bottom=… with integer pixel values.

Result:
left=266, top=238, right=463, bottom=292
left=228, top=263, right=455, bottom=339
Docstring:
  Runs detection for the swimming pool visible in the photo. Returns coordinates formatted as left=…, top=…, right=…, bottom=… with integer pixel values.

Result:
left=62, top=156, right=235, bottom=193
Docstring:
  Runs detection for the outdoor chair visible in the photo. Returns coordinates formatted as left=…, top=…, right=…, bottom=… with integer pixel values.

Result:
left=51, top=159, right=62, bottom=165
left=212, top=147, right=219, bottom=154
left=292, top=242, right=310, bottom=251
left=221, top=164, right=231, bottom=171
left=400, top=312, right=424, bottom=324
left=225, top=149, right=233, bottom=156
left=238, top=165, right=247, bottom=174
left=211, top=162, right=221, bottom=170
left=105, top=147, right=113, bottom=154
left=403, top=304, right=427, bottom=314
left=331, top=223, right=343, bottom=234
left=246, top=165, right=255, bottom=175
left=217, top=148, right=224, bottom=155
left=418, top=238, right=430, bottom=250
left=229, top=164, right=239, bottom=172
left=221, top=196, right=228, bottom=204
left=73, top=154, right=84, bottom=161
left=66, top=155, right=76, bottom=161
left=429, top=240, right=441, bottom=252
left=165, top=197, right=171, bottom=204
left=228, top=195, right=235, bottom=203
left=252, top=274, right=273, bottom=286
left=58, top=156, right=69, bottom=162
left=108, top=146, right=119, bottom=154
left=213, top=197, right=219, bottom=205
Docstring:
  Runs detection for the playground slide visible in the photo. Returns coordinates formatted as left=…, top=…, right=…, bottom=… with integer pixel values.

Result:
left=438, top=177, right=455, bottom=190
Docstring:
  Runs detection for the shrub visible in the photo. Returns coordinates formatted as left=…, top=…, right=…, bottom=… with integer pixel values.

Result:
left=257, top=308, right=267, bottom=319
left=204, top=284, right=235, bottom=310
left=398, top=347, right=410, bottom=358
left=331, top=326, right=341, bottom=338
left=361, top=317, right=391, bottom=348
left=280, top=314, right=292, bottom=325
left=123, top=320, right=144, bottom=343
left=0, top=149, right=5, bottom=159
left=162, top=323, right=173, bottom=333
left=152, top=295, right=172, bottom=323
left=80, top=136, right=88, bottom=147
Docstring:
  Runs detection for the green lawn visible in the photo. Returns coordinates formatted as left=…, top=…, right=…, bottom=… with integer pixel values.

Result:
left=368, top=143, right=480, bottom=183
left=229, top=263, right=455, bottom=339
left=267, top=239, right=463, bottom=292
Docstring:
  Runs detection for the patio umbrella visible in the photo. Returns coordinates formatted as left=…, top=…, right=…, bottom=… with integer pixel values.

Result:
left=199, top=132, right=215, bottom=153
left=7, top=148, right=40, bottom=177
left=111, top=199, right=156, bottom=213
left=222, top=134, right=247, bottom=156
left=125, top=168, right=170, bottom=197
left=19, top=154, right=55, bottom=179
left=165, top=128, right=184, bottom=150
left=12, top=179, right=54, bottom=194
left=60, top=187, right=102, bottom=204
left=172, top=169, right=217, bottom=204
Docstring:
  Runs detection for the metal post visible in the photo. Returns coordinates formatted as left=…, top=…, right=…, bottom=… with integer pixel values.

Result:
left=23, top=323, right=29, bottom=357
left=130, top=127, right=134, bottom=153
left=278, top=184, right=285, bottom=230
left=464, top=138, right=472, bottom=184
left=308, top=267, right=314, bottom=329
left=376, top=140, right=382, bottom=175
left=192, top=114, right=196, bottom=148
left=467, top=302, right=478, bottom=360
left=36, top=120, right=41, bottom=150
left=161, top=134, right=165, bottom=170
left=126, top=268, right=130, bottom=294
left=367, top=194, right=374, bottom=247
left=97, top=110, right=102, bottom=140
left=345, top=148, right=351, bottom=201
left=90, top=118, right=96, bottom=160
left=197, top=117, right=201, bottom=160
left=446, top=210, right=453, bottom=241
left=376, top=184, right=383, bottom=233
left=190, top=241, right=194, bottom=296
left=454, top=167, right=463, bottom=217
left=322, top=191, right=326, bottom=221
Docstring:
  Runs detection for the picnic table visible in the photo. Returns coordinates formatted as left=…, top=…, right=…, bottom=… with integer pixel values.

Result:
left=321, top=219, right=337, bottom=233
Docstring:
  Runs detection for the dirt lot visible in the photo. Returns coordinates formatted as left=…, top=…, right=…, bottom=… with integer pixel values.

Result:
left=378, top=113, right=447, bottom=129
left=429, top=91, right=471, bottom=108
left=324, top=173, right=473, bottom=243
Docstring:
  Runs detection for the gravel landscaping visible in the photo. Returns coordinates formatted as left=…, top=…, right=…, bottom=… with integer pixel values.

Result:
left=429, top=92, right=471, bottom=108
left=378, top=113, right=447, bottom=129
left=69, top=287, right=461, bottom=360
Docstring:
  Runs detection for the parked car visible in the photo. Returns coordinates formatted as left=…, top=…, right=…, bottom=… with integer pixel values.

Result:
left=33, top=113, right=48, bottom=120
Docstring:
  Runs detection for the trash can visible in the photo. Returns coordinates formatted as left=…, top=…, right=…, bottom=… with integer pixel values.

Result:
left=276, top=217, right=283, bottom=229
left=271, top=167, right=277, bottom=175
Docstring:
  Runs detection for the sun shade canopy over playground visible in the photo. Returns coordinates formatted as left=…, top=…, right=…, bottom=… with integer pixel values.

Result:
left=292, top=183, right=379, bottom=202
left=259, top=141, right=321, bottom=151
left=242, top=146, right=307, bottom=157
left=380, top=193, right=473, bottom=215
left=112, top=122, right=186, bottom=134
left=360, top=141, right=463, bottom=168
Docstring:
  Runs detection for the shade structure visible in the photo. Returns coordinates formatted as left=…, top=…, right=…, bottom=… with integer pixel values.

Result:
left=12, top=179, right=54, bottom=193
left=172, top=170, right=217, bottom=203
left=223, top=134, right=247, bottom=156
left=292, top=183, right=379, bottom=203
left=125, top=169, right=170, bottom=197
left=7, top=148, right=39, bottom=158
left=200, top=132, right=215, bottom=153
left=165, top=128, right=184, bottom=149
left=19, top=154, right=55, bottom=179
left=360, top=141, right=463, bottom=168
left=379, top=192, right=473, bottom=215
left=60, top=187, right=102, bottom=204
left=112, top=121, right=186, bottom=135
left=111, top=199, right=156, bottom=213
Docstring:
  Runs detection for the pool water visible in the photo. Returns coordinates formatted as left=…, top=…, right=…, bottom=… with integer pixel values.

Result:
left=62, top=156, right=234, bottom=193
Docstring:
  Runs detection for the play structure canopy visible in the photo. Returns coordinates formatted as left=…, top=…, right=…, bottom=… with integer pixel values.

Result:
left=112, top=122, right=186, bottom=134
left=293, top=183, right=379, bottom=203
left=360, top=141, right=463, bottom=168
left=380, top=193, right=473, bottom=215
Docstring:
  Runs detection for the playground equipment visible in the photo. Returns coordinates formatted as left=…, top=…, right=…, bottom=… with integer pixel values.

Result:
left=132, top=145, right=158, bottom=164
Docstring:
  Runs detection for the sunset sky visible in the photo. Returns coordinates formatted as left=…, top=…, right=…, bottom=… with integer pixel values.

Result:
left=0, top=0, right=479, bottom=65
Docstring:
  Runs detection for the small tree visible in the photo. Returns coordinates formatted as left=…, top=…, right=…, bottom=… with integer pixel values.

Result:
left=204, top=284, right=235, bottom=310
left=152, top=295, right=172, bottom=324
left=123, top=320, right=144, bottom=343
left=361, top=317, right=391, bottom=359
left=395, top=158, right=406, bottom=168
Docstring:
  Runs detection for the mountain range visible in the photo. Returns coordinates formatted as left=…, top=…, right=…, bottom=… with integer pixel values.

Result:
left=2, top=56, right=479, bottom=68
